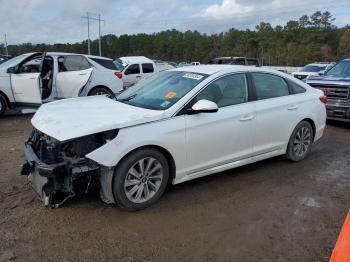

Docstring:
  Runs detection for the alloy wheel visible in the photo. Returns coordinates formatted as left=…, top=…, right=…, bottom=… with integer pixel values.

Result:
left=293, top=127, right=312, bottom=157
left=124, top=157, right=163, bottom=203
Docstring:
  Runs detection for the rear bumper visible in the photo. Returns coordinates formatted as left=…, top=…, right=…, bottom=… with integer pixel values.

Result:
left=326, top=103, right=350, bottom=122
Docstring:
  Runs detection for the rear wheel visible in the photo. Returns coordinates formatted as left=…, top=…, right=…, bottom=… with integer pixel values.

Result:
left=88, top=87, right=113, bottom=96
left=112, top=148, right=169, bottom=211
left=0, top=95, right=7, bottom=116
left=286, top=121, right=314, bottom=162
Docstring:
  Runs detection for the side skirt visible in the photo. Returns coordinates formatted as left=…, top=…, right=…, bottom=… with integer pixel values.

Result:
left=173, top=149, right=284, bottom=184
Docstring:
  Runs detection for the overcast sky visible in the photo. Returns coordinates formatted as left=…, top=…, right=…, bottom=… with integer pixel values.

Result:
left=0, top=0, right=349, bottom=45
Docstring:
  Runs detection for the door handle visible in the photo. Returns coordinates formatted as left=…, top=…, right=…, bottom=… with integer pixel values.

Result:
left=79, top=73, right=87, bottom=76
left=287, top=105, right=298, bottom=110
left=136, top=76, right=141, bottom=78
left=239, top=115, right=255, bottom=121
left=29, top=77, right=37, bottom=79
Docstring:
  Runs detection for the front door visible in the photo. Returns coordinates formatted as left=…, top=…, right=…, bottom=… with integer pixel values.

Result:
left=184, top=73, right=255, bottom=174
left=11, top=54, right=43, bottom=104
left=123, top=64, right=141, bottom=88
left=56, top=55, right=93, bottom=98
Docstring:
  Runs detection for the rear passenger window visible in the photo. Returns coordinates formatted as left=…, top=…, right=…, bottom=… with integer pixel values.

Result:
left=90, top=58, right=117, bottom=70
left=142, top=63, right=154, bottom=73
left=59, top=56, right=91, bottom=72
left=288, top=80, right=306, bottom=94
left=125, top=64, right=140, bottom=75
left=195, top=73, right=248, bottom=108
left=252, top=73, right=289, bottom=100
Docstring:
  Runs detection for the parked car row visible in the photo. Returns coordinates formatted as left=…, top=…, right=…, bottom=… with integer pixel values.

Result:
left=292, top=62, right=334, bottom=81
left=0, top=52, right=123, bottom=115
left=306, top=59, right=350, bottom=122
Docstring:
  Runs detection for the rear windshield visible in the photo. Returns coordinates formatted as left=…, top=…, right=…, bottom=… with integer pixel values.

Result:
left=90, top=58, right=117, bottom=70
left=114, top=59, right=126, bottom=71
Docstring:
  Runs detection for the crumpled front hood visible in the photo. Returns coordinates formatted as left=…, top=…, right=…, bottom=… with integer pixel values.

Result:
left=31, top=96, right=165, bottom=142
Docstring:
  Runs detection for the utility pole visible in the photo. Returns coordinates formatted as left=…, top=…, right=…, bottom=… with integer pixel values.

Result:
left=98, top=14, right=102, bottom=56
left=81, top=13, right=104, bottom=56
left=4, top=34, right=8, bottom=56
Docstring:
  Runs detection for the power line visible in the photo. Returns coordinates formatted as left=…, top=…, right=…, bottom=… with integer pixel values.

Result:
left=81, top=12, right=105, bottom=56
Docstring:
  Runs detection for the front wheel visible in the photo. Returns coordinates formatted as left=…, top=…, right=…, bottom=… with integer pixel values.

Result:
left=112, top=148, right=169, bottom=211
left=286, top=121, right=314, bottom=162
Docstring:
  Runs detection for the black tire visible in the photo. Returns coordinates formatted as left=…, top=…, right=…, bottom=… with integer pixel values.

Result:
left=286, top=121, right=314, bottom=162
left=112, top=148, right=169, bottom=211
left=0, top=95, right=7, bottom=116
left=88, top=87, right=113, bottom=96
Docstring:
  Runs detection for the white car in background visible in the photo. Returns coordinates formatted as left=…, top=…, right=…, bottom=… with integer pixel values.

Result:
left=0, top=52, right=123, bottom=115
left=292, top=63, right=334, bottom=81
left=22, top=65, right=327, bottom=210
left=114, top=56, right=159, bottom=88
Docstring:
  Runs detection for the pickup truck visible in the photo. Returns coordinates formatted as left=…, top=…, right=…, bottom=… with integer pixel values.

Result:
left=306, top=59, right=350, bottom=122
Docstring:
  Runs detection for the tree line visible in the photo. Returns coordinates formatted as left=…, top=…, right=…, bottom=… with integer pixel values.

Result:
left=2, top=11, right=350, bottom=66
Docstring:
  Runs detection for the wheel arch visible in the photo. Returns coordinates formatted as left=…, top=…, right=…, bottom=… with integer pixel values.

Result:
left=0, top=90, right=10, bottom=109
left=301, top=118, right=316, bottom=142
left=87, top=85, right=114, bottom=96
left=115, top=144, right=177, bottom=185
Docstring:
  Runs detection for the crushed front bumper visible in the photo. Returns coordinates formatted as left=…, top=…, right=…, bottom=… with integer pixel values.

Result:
left=21, top=142, right=99, bottom=208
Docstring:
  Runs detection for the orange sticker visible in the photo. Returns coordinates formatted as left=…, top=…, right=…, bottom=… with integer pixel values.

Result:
left=165, top=91, right=176, bottom=99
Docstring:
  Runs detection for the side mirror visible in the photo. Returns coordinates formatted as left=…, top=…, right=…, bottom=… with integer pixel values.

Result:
left=187, top=99, right=218, bottom=115
left=7, top=66, right=16, bottom=74
left=318, top=70, right=325, bottom=76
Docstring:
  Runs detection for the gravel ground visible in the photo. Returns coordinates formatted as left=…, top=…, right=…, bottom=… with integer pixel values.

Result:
left=0, top=114, right=349, bottom=262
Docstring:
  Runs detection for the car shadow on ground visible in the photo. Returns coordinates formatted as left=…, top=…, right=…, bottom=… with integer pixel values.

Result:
left=326, top=119, right=350, bottom=129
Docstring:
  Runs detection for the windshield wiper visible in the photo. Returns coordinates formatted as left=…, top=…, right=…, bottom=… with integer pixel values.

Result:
left=117, top=94, right=137, bottom=102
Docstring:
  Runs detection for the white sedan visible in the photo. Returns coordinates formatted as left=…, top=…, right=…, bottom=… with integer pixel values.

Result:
left=0, top=52, right=123, bottom=115
left=22, top=65, right=327, bottom=210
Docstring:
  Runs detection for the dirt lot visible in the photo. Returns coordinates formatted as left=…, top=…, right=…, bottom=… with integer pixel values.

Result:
left=0, top=115, right=349, bottom=262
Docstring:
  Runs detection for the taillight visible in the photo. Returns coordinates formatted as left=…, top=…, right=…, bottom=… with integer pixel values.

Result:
left=114, top=72, right=122, bottom=79
left=319, top=96, right=328, bottom=104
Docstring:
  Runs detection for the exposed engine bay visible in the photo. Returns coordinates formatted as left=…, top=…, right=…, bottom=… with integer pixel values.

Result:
left=21, top=128, right=118, bottom=207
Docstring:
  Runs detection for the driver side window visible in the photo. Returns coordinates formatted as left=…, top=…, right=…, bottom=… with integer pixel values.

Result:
left=195, top=73, right=248, bottom=108
left=18, top=56, right=42, bottom=73
left=125, top=64, right=140, bottom=75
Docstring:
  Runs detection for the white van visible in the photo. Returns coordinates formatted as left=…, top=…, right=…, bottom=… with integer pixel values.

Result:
left=114, top=56, right=159, bottom=88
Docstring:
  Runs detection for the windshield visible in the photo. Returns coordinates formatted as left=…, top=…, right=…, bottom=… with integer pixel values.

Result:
left=116, top=71, right=208, bottom=110
left=301, top=65, right=326, bottom=72
left=326, top=60, right=350, bottom=77
left=0, top=53, right=33, bottom=69
left=113, top=59, right=126, bottom=71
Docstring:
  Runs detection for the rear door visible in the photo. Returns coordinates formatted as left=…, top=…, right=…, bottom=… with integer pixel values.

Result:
left=55, top=55, right=93, bottom=98
left=11, top=54, right=43, bottom=104
left=250, top=72, right=300, bottom=155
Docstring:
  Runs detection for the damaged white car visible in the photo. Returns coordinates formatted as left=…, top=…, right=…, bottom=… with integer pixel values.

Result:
left=22, top=65, right=326, bottom=210
left=0, top=52, right=123, bottom=115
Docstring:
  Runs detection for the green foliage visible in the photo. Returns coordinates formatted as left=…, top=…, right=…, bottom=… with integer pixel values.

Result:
left=5, top=11, right=349, bottom=66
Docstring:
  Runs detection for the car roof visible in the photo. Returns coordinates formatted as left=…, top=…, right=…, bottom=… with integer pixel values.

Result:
left=117, top=56, right=153, bottom=65
left=171, top=64, right=260, bottom=75
left=44, top=52, right=111, bottom=60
